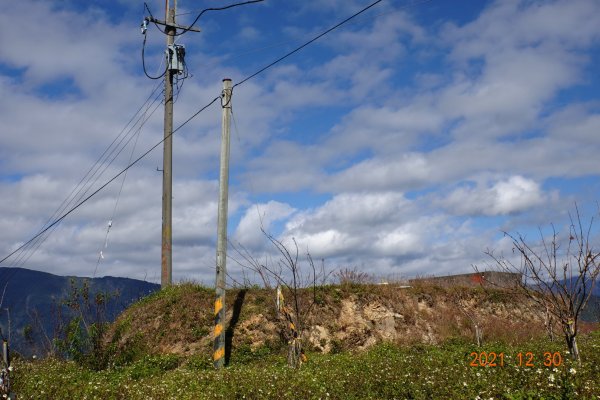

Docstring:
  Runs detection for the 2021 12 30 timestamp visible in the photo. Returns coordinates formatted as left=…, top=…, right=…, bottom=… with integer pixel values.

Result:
left=469, top=351, right=563, bottom=367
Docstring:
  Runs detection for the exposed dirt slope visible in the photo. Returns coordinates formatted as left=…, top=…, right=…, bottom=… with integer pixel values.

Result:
left=104, top=282, right=546, bottom=361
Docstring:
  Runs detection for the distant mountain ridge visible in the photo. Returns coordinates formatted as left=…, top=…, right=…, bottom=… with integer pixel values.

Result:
left=555, top=276, right=600, bottom=322
left=0, top=268, right=596, bottom=358
left=560, top=276, right=600, bottom=296
left=0, top=267, right=159, bottom=357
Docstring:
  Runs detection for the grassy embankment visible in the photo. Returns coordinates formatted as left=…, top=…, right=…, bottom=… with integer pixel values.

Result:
left=12, top=333, right=600, bottom=399
left=11, top=283, right=600, bottom=399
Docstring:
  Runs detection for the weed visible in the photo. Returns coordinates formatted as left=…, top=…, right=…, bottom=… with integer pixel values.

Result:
left=12, top=333, right=600, bottom=399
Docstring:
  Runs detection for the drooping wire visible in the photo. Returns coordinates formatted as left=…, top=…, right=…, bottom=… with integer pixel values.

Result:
left=10, top=98, right=164, bottom=273
left=173, top=73, right=186, bottom=104
left=0, top=95, right=222, bottom=266
left=1, top=0, right=393, bottom=268
left=233, top=0, right=385, bottom=88
left=219, top=0, right=432, bottom=66
left=172, top=0, right=265, bottom=37
left=6, top=84, right=164, bottom=270
left=143, top=2, right=164, bottom=32
left=142, top=29, right=167, bottom=80
left=93, top=100, right=149, bottom=278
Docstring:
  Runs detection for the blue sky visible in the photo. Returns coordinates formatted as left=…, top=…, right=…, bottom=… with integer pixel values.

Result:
left=1, top=0, right=599, bottom=284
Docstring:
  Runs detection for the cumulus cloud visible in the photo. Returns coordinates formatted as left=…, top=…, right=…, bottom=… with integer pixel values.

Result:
left=442, top=176, right=546, bottom=216
left=546, top=103, right=600, bottom=144
left=325, top=154, right=431, bottom=192
left=1, top=0, right=599, bottom=284
left=233, top=201, right=296, bottom=249
left=279, top=192, right=429, bottom=260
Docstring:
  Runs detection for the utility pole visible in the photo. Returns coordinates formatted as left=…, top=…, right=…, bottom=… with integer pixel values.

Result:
left=161, top=4, right=175, bottom=288
left=145, top=1, right=200, bottom=288
left=214, top=78, right=232, bottom=369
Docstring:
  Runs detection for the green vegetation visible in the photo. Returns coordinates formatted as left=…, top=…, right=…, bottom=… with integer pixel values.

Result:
left=12, top=281, right=599, bottom=398
left=12, top=332, right=600, bottom=399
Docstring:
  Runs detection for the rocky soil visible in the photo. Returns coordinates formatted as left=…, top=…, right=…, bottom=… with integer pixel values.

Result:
left=104, top=282, right=546, bottom=361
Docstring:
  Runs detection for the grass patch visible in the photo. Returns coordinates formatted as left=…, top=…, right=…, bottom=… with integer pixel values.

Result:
left=12, top=333, right=600, bottom=399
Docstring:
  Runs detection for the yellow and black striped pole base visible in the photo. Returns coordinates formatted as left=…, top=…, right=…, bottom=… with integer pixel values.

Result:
left=214, top=292, right=225, bottom=368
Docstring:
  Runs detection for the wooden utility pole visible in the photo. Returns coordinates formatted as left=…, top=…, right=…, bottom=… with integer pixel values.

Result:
left=214, top=78, right=232, bottom=368
left=146, top=2, right=200, bottom=288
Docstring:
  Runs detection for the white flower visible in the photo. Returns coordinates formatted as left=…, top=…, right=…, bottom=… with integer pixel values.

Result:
left=549, top=374, right=555, bottom=382
left=569, top=368, right=576, bottom=375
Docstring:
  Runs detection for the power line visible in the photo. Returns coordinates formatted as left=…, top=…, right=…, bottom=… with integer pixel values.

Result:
left=142, top=31, right=167, bottom=80
left=9, top=98, right=164, bottom=271
left=233, top=0, right=385, bottom=88
left=1, top=0, right=393, bottom=269
left=9, top=88, right=163, bottom=266
left=93, top=103, right=149, bottom=278
left=0, top=89, right=158, bottom=310
left=191, top=0, right=432, bottom=73
left=5, top=84, right=164, bottom=269
left=143, top=1, right=264, bottom=37
left=0, top=96, right=221, bottom=266
left=172, top=0, right=265, bottom=36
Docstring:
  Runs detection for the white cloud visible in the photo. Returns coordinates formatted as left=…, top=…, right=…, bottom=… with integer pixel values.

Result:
left=438, top=0, right=600, bottom=143
left=442, top=176, right=546, bottom=216
left=233, top=201, right=296, bottom=249
left=325, top=154, right=431, bottom=192
left=373, top=224, right=423, bottom=257
left=546, top=103, right=600, bottom=144
left=282, top=229, right=357, bottom=259
left=1, top=0, right=600, bottom=285
left=0, top=1, right=135, bottom=95
left=280, top=192, right=423, bottom=259
left=238, top=26, right=260, bottom=42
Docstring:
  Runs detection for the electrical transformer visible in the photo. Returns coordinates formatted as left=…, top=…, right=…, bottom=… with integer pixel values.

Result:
left=167, top=44, right=186, bottom=74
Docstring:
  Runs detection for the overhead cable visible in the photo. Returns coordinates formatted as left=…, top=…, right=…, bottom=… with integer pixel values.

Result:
left=5, top=83, right=164, bottom=269
left=9, top=96, right=164, bottom=270
left=234, top=0, right=385, bottom=88
left=93, top=105, right=148, bottom=278
left=0, top=96, right=221, bottom=266
left=1, top=0, right=391, bottom=267
left=173, top=0, right=265, bottom=36
left=142, top=31, right=168, bottom=80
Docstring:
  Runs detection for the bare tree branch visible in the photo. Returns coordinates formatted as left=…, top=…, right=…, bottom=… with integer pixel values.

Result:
left=481, top=206, right=599, bottom=364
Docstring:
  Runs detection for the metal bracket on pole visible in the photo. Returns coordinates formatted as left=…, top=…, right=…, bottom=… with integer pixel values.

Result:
left=146, top=16, right=201, bottom=32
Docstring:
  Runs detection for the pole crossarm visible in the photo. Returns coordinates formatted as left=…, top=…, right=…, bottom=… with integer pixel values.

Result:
left=146, top=16, right=201, bottom=32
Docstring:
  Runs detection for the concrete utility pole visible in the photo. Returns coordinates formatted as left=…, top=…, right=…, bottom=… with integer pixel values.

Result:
left=214, top=78, right=232, bottom=369
left=146, top=1, right=200, bottom=288
left=161, top=4, right=175, bottom=288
